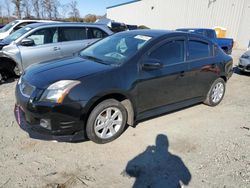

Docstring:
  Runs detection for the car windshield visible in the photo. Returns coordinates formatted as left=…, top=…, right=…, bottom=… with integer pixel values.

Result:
left=80, top=33, right=153, bottom=65
left=0, top=20, right=18, bottom=33
left=2, top=26, right=33, bottom=43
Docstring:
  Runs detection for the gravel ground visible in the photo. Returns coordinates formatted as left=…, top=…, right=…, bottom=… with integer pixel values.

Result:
left=0, top=50, right=249, bottom=188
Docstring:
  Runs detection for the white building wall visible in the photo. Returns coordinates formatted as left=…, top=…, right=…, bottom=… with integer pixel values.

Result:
left=107, top=0, right=250, bottom=49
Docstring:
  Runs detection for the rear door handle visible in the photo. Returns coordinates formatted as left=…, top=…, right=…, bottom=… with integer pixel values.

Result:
left=53, top=47, right=61, bottom=51
left=85, top=42, right=91, bottom=47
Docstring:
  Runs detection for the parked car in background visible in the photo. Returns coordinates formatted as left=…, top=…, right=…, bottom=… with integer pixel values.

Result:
left=0, top=20, right=55, bottom=40
left=177, top=28, right=234, bottom=55
left=0, top=22, right=113, bottom=81
left=15, top=30, right=233, bottom=144
left=0, top=24, right=5, bottom=29
left=238, top=50, right=250, bottom=72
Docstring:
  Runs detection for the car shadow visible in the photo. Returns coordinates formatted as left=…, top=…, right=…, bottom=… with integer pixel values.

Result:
left=233, top=66, right=250, bottom=76
left=125, top=134, right=192, bottom=188
left=0, top=75, right=19, bottom=85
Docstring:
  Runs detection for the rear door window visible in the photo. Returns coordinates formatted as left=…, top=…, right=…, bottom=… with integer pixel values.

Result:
left=149, top=40, right=185, bottom=66
left=87, top=27, right=108, bottom=39
left=188, top=40, right=211, bottom=60
left=59, top=27, right=87, bottom=42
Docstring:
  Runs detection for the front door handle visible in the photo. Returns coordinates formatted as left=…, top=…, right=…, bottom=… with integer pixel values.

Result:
left=179, top=71, right=185, bottom=77
left=211, top=64, right=216, bottom=68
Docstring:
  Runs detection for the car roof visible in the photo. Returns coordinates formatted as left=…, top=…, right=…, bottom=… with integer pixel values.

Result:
left=177, top=28, right=214, bottom=31
left=26, top=22, right=110, bottom=28
left=116, top=29, right=182, bottom=37
left=15, top=19, right=56, bottom=23
left=115, top=29, right=211, bottom=41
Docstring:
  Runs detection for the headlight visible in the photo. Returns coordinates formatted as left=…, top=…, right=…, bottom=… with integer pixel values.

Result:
left=18, top=76, right=22, bottom=85
left=40, top=80, right=80, bottom=103
left=241, top=54, right=249, bottom=59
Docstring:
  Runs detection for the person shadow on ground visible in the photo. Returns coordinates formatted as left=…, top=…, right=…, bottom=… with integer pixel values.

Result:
left=125, top=134, right=191, bottom=188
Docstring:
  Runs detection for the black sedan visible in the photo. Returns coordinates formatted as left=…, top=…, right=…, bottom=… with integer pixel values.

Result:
left=15, top=30, right=233, bottom=144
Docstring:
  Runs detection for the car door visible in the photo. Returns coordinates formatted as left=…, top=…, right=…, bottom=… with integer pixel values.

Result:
left=137, top=37, right=189, bottom=113
left=19, top=27, right=60, bottom=70
left=186, top=37, right=218, bottom=98
left=58, top=26, right=103, bottom=58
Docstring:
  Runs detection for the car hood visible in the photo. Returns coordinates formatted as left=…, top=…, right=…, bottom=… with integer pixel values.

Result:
left=0, top=40, right=10, bottom=50
left=0, top=32, right=8, bottom=40
left=243, top=50, right=250, bottom=56
left=23, top=56, right=112, bottom=89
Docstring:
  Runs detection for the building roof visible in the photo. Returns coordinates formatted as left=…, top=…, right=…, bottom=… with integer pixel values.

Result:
left=107, top=0, right=141, bottom=9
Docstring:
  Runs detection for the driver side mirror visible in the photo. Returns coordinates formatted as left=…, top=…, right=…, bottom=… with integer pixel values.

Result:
left=20, top=38, right=35, bottom=46
left=141, top=58, right=163, bottom=71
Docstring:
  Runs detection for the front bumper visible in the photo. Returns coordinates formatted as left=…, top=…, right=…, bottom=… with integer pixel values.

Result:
left=15, top=85, right=88, bottom=142
left=238, top=58, right=250, bottom=72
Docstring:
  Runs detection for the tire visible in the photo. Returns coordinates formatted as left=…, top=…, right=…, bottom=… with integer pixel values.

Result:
left=0, top=72, right=3, bottom=83
left=0, top=71, right=7, bottom=83
left=86, top=99, right=128, bottom=144
left=204, top=78, right=226, bottom=106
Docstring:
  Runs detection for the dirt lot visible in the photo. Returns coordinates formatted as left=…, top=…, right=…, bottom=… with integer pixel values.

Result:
left=0, top=50, right=249, bottom=188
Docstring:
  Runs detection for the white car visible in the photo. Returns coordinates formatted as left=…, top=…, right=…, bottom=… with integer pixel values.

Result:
left=0, top=20, right=55, bottom=40
left=238, top=50, right=250, bottom=73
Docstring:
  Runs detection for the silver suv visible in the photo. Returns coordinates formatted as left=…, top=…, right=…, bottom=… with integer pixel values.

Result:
left=0, top=22, right=113, bottom=80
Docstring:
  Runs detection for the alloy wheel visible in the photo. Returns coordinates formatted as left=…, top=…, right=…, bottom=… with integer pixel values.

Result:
left=211, top=82, right=224, bottom=103
left=94, top=107, right=123, bottom=139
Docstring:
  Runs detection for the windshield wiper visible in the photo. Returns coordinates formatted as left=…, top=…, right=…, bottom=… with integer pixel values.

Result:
left=81, top=55, right=109, bottom=65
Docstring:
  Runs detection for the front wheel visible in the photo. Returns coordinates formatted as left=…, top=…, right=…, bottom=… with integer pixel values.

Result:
left=86, top=99, right=127, bottom=144
left=204, top=78, right=226, bottom=106
left=0, top=72, right=3, bottom=83
left=0, top=71, right=7, bottom=83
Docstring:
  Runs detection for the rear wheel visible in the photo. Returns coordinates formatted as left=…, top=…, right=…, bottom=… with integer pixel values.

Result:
left=86, top=99, right=127, bottom=144
left=204, top=78, right=226, bottom=106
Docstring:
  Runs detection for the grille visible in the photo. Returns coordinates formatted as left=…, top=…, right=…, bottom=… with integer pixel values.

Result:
left=19, top=78, right=35, bottom=98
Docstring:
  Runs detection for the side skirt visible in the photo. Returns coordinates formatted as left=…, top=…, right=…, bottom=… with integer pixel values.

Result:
left=136, top=97, right=205, bottom=123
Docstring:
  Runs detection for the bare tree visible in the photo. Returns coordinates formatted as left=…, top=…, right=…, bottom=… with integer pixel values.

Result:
left=42, top=0, right=52, bottom=19
left=5, top=0, right=11, bottom=18
left=22, top=0, right=32, bottom=18
left=0, top=5, right=2, bottom=23
left=59, top=4, right=70, bottom=19
left=52, top=0, right=60, bottom=19
left=11, top=0, right=22, bottom=18
left=38, top=0, right=60, bottom=20
left=68, top=0, right=80, bottom=21
left=32, top=0, right=40, bottom=18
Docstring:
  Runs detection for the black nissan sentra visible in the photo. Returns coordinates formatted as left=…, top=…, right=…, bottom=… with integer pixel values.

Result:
left=15, top=30, right=233, bottom=144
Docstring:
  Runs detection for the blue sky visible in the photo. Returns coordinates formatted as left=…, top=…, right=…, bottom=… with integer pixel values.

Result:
left=61, top=0, right=131, bottom=16
left=0, top=0, right=132, bottom=17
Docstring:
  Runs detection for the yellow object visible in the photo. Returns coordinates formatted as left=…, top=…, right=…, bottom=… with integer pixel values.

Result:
left=214, top=27, right=227, bottom=38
